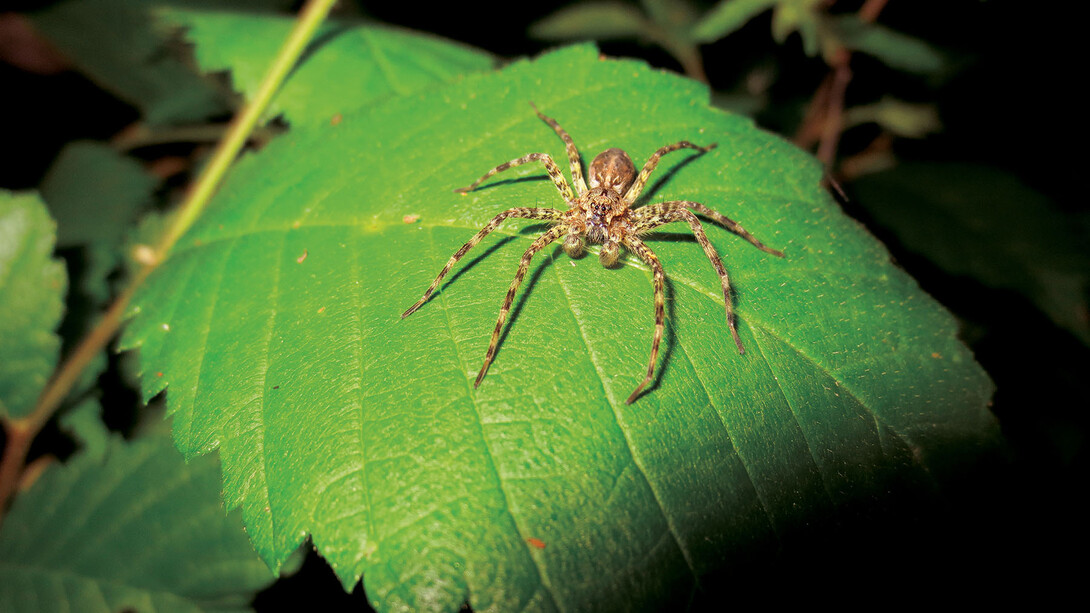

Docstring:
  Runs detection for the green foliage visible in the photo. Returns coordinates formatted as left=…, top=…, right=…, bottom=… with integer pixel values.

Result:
left=830, top=15, right=946, bottom=74
left=0, top=429, right=275, bottom=613
left=40, top=142, right=157, bottom=249
left=0, top=192, right=66, bottom=419
left=843, top=97, right=941, bottom=139
left=529, top=2, right=650, bottom=41
left=117, top=40, right=997, bottom=611
left=853, top=163, right=1090, bottom=344
left=28, top=0, right=229, bottom=124
left=768, top=0, right=822, bottom=56
left=691, top=0, right=778, bottom=42
left=40, top=141, right=159, bottom=305
left=0, top=194, right=277, bottom=611
left=158, top=7, right=495, bottom=125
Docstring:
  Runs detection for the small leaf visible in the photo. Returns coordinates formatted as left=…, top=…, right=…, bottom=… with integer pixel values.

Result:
left=39, top=141, right=159, bottom=304
left=843, top=97, right=942, bottom=138
left=771, top=0, right=823, bottom=56
left=852, top=162, right=1090, bottom=344
left=58, top=398, right=109, bottom=462
left=0, top=429, right=276, bottom=613
left=831, top=15, right=945, bottom=74
left=40, top=141, right=157, bottom=249
left=691, top=0, right=777, bottom=43
left=530, top=2, right=651, bottom=41
left=158, top=7, right=495, bottom=125
left=121, top=44, right=997, bottom=610
left=0, top=191, right=66, bottom=420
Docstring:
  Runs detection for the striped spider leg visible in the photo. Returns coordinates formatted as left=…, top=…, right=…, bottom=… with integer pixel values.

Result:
left=402, top=102, right=784, bottom=403
left=623, top=201, right=784, bottom=403
left=402, top=105, right=586, bottom=387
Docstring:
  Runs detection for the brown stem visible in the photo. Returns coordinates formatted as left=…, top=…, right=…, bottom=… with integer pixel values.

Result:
left=0, top=423, right=33, bottom=519
left=859, top=0, right=890, bottom=23
left=794, top=73, right=834, bottom=149
left=816, top=53, right=852, bottom=165
left=673, top=43, right=709, bottom=84
left=794, top=0, right=890, bottom=166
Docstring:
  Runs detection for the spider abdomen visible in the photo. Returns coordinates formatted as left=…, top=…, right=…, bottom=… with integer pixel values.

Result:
left=588, top=147, right=636, bottom=192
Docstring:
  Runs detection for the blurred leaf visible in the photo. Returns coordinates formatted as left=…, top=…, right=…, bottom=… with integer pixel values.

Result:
left=691, top=0, right=777, bottom=43
left=120, top=42, right=997, bottom=611
left=640, top=0, right=700, bottom=32
left=0, top=191, right=66, bottom=420
left=159, top=7, right=495, bottom=125
left=853, top=162, right=1090, bottom=344
left=832, top=16, right=945, bottom=74
left=29, top=0, right=230, bottom=124
left=530, top=2, right=651, bottom=41
left=844, top=97, right=941, bottom=138
left=39, top=141, right=159, bottom=304
left=40, top=141, right=157, bottom=248
left=0, top=429, right=276, bottom=613
left=771, top=0, right=823, bottom=56
left=58, top=398, right=109, bottom=462
left=711, top=90, right=767, bottom=116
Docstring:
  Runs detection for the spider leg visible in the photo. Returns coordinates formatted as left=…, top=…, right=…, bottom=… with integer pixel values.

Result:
left=631, top=204, right=748, bottom=354
left=620, top=235, right=667, bottom=405
left=530, top=102, right=588, bottom=196
left=402, top=208, right=565, bottom=318
left=475, top=224, right=567, bottom=389
left=623, top=141, right=717, bottom=203
left=456, top=152, right=576, bottom=204
left=663, top=200, right=785, bottom=257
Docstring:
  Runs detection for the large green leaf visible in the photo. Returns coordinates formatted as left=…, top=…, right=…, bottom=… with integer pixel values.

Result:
left=120, top=44, right=997, bottom=610
left=0, top=428, right=276, bottom=612
left=0, top=191, right=66, bottom=420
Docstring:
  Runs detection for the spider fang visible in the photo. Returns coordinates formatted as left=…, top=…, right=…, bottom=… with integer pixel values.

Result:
left=402, top=103, right=784, bottom=404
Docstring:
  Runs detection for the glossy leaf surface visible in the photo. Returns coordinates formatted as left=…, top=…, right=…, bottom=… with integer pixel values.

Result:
left=120, top=42, right=997, bottom=611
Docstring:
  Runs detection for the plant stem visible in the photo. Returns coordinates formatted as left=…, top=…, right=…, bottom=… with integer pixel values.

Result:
left=0, top=0, right=339, bottom=518
left=794, top=0, right=890, bottom=166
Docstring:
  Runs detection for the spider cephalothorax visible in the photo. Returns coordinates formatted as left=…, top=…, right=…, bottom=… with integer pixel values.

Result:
left=403, top=103, right=784, bottom=404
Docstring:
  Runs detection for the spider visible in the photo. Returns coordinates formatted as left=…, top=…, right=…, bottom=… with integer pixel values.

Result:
left=402, top=103, right=784, bottom=404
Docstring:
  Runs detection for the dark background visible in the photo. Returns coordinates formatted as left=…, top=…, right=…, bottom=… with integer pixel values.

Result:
left=2, top=0, right=1085, bottom=608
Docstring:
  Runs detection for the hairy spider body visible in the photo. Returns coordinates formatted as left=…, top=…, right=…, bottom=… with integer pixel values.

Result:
left=403, top=103, right=784, bottom=404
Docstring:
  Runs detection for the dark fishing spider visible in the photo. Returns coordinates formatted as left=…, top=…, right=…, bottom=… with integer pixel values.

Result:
left=403, top=103, right=784, bottom=404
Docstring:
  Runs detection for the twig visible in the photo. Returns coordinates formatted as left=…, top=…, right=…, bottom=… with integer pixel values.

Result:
left=793, top=0, right=891, bottom=166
